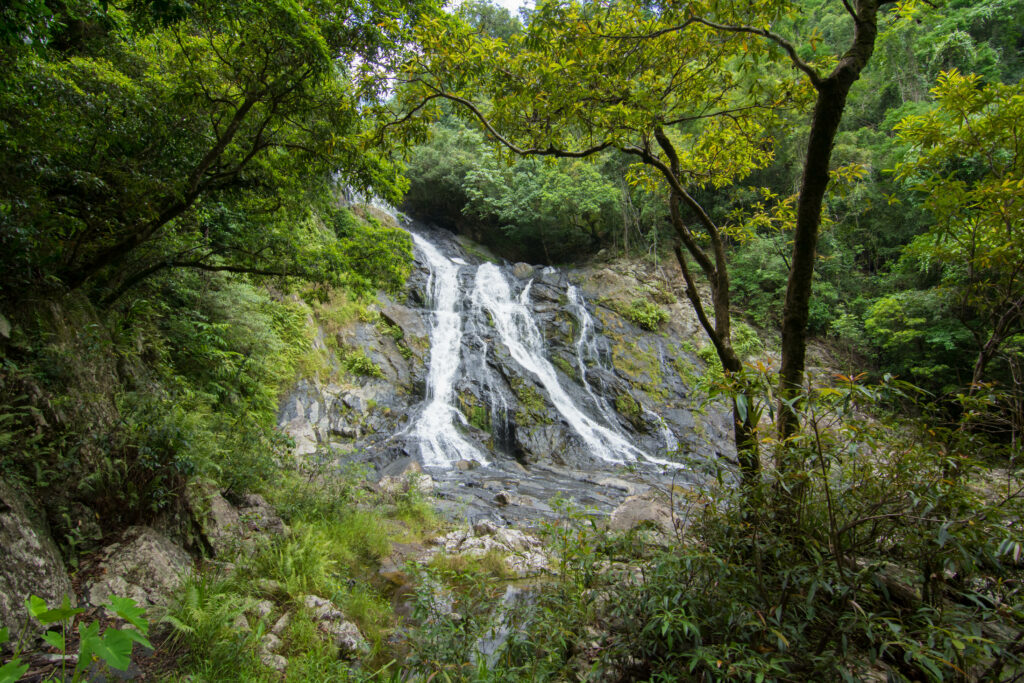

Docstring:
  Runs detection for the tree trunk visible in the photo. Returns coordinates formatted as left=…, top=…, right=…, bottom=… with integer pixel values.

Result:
left=777, top=1, right=883, bottom=446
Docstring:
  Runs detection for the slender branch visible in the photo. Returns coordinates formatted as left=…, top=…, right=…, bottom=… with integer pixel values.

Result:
left=688, top=18, right=823, bottom=88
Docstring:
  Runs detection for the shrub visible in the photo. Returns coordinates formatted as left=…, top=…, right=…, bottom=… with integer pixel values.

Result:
left=624, top=298, right=669, bottom=330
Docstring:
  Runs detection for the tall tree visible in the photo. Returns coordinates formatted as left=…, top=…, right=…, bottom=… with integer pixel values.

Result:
left=386, top=0, right=805, bottom=485
left=0, top=0, right=432, bottom=302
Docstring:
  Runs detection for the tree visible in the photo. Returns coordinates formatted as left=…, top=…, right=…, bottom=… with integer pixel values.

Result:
left=893, top=69, right=1024, bottom=438
left=389, top=0, right=923, bottom=485
left=0, top=0, right=430, bottom=303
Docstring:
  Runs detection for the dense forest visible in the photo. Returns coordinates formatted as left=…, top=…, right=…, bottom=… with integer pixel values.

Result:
left=1, top=0, right=1024, bottom=681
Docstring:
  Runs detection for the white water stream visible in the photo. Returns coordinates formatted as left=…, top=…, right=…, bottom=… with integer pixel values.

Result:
left=409, top=233, right=488, bottom=467
left=472, top=263, right=648, bottom=464
left=409, top=230, right=681, bottom=468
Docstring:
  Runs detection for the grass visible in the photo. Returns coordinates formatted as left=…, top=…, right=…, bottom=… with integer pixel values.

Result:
left=161, top=464, right=447, bottom=681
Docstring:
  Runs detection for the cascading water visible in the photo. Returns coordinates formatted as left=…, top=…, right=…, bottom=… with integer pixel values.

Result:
left=407, top=228, right=687, bottom=471
left=409, top=232, right=487, bottom=467
left=471, top=262, right=648, bottom=464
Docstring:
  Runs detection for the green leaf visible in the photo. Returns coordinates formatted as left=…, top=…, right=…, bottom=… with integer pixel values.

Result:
left=26, top=595, right=84, bottom=625
left=42, top=630, right=65, bottom=651
left=91, top=629, right=139, bottom=671
left=0, top=660, right=30, bottom=683
left=104, top=596, right=149, bottom=635
left=0, top=627, right=8, bottom=646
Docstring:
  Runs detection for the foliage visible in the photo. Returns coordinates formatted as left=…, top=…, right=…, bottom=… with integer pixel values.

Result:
left=17, top=594, right=151, bottom=682
left=622, top=298, right=669, bottom=332
left=890, top=69, right=1024, bottom=436
left=340, top=347, right=385, bottom=379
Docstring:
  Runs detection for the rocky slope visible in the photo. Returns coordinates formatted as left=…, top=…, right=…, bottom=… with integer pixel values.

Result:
left=277, top=221, right=735, bottom=526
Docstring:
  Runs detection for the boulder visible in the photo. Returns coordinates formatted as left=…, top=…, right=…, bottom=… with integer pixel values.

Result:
left=427, top=520, right=548, bottom=576
left=302, top=595, right=369, bottom=659
left=0, top=478, right=74, bottom=645
left=608, top=490, right=676, bottom=538
left=512, top=263, right=536, bottom=279
left=188, top=485, right=286, bottom=558
left=83, top=526, right=192, bottom=609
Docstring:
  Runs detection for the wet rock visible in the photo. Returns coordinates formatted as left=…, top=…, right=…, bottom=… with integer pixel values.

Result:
left=512, top=263, right=536, bottom=279
left=83, top=526, right=192, bottom=609
left=0, top=478, right=74, bottom=646
left=302, top=595, right=369, bottom=659
left=455, top=459, right=481, bottom=471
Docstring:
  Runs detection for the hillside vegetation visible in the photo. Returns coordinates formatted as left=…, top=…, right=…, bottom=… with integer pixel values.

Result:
left=1, top=0, right=1024, bottom=681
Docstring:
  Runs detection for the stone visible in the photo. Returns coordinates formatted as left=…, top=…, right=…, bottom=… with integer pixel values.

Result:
left=455, top=459, right=480, bottom=471
left=378, top=465, right=435, bottom=498
left=302, top=595, right=369, bottom=659
left=83, top=525, right=192, bottom=609
left=608, top=491, right=676, bottom=538
left=0, top=478, right=74, bottom=646
left=253, top=599, right=275, bottom=620
left=427, top=522, right=548, bottom=577
left=271, top=612, right=290, bottom=636
left=233, top=614, right=250, bottom=631
left=261, top=633, right=282, bottom=653
left=239, top=494, right=287, bottom=536
left=512, top=262, right=536, bottom=279
left=260, top=652, right=288, bottom=673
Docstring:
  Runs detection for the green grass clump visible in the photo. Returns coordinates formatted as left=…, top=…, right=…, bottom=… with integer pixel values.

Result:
left=341, top=347, right=385, bottom=378
left=623, top=298, right=669, bottom=331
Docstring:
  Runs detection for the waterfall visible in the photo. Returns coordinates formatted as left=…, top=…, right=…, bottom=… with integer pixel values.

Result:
left=566, top=284, right=620, bottom=425
left=408, top=229, right=684, bottom=470
left=409, top=233, right=488, bottom=467
left=471, top=263, right=648, bottom=464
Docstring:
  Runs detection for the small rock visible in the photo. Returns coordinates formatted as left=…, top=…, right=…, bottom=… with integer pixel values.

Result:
left=472, top=519, right=499, bottom=537
left=233, top=614, right=250, bottom=631
left=260, top=652, right=288, bottom=673
left=512, top=262, right=536, bottom=279
left=493, top=491, right=513, bottom=506
left=253, top=600, right=274, bottom=620
left=302, top=595, right=369, bottom=659
left=261, top=633, right=282, bottom=653
left=455, top=460, right=480, bottom=471
left=271, top=612, right=290, bottom=636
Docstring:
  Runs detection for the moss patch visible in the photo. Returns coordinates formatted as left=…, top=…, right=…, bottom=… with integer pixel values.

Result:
left=510, top=376, right=552, bottom=426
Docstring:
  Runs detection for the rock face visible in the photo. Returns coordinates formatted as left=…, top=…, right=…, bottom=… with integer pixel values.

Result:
left=277, top=222, right=736, bottom=524
left=0, top=478, right=74, bottom=644
left=82, top=526, right=192, bottom=608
